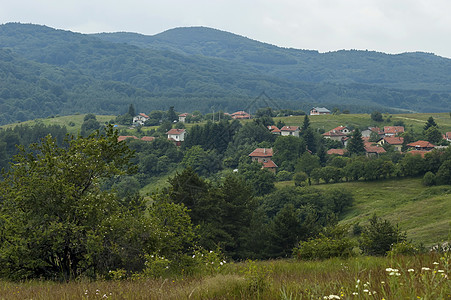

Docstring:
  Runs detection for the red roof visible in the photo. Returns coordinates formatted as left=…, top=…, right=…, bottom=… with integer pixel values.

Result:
left=407, top=140, right=435, bottom=148
left=166, top=129, right=186, bottom=135
left=384, top=136, right=404, bottom=145
left=139, top=113, right=149, bottom=118
left=323, top=131, right=347, bottom=137
left=365, top=145, right=386, bottom=154
left=384, top=126, right=405, bottom=135
left=249, top=148, right=274, bottom=158
left=178, top=113, right=189, bottom=117
left=141, top=136, right=155, bottom=142
left=268, top=125, right=281, bottom=133
left=231, top=111, right=251, bottom=119
left=262, top=159, right=278, bottom=168
left=280, top=126, right=299, bottom=132
left=327, top=149, right=346, bottom=155
left=444, top=132, right=451, bottom=140
left=118, top=136, right=138, bottom=142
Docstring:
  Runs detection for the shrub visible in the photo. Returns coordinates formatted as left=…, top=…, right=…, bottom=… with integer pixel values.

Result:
left=360, top=214, right=407, bottom=256
left=293, top=171, right=308, bottom=186
left=293, top=225, right=356, bottom=260
left=422, top=171, right=436, bottom=186
left=387, top=241, right=419, bottom=256
left=276, top=170, right=293, bottom=181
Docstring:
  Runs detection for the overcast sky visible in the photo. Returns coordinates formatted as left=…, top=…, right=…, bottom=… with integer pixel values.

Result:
left=1, top=0, right=451, bottom=58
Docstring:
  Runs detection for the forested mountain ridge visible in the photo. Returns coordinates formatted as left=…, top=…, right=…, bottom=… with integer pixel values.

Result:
left=1, top=23, right=451, bottom=125
left=95, top=26, right=451, bottom=91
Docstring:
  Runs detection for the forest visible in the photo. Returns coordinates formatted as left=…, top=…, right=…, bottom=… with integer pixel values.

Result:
left=0, top=109, right=450, bottom=281
left=1, top=23, right=451, bottom=126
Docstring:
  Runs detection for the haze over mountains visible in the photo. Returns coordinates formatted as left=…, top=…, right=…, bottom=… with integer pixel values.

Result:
left=1, top=22, right=451, bottom=125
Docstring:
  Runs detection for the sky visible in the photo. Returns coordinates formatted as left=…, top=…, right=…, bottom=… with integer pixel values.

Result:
left=1, top=0, right=451, bottom=58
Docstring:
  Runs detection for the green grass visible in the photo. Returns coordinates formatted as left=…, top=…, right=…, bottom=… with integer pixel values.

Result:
left=0, top=114, right=116, bottom=135
left=277, top=178, right=451, bottom=247
left=275, top=112, right=451, bottom=133
left=0, top=253, right=449, bottom=299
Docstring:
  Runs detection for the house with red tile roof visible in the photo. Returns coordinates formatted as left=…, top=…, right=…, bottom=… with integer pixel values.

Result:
left=231, top=111, right=251, bottom=119
left=140, top=136, right=155, bottom=142
left=249, top=148, right=277, bottom=173
left=327, top=149, right=347, bottom=156
left=323, top=126, right=351, bottom=143
left=280, top=126, right=300, bottom=137
left=118, top=135, right=138, bottom=142
left=378, top=136, right=404, bottom=151
left=443, top=132, right=451, bottom=142
left=268, top=125, right=281, bottom=135
left=365, top=145, right=386, bottom=157
left=178, top=113, right=189, bottom=123
left=133, top=113, right=150, bottom=126
left=383, top=126, right=405, bottom=136
left=406, top=150, right=430, bottom=158
left=407, top=140, right=435, bottom=151
left=167, top=128, right=186, bottom=146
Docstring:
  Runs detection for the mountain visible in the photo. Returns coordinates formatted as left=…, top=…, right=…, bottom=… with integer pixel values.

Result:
left=1, top=23, right=451, bottom=125
left=95, top=27, right=451, bottom=91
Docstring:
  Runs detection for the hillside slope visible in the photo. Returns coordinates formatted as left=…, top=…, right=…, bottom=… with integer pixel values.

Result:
left=95, top=26, right=451, bottom=91
left=1, top=23, right=451, bottom=125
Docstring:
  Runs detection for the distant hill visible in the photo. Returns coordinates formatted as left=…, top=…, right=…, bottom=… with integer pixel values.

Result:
left=95, top=27, right=451, bottom=91
left=1, top=23, right=451, bottom=125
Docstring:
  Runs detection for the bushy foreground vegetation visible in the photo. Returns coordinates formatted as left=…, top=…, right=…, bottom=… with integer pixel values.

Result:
left=0, top=252, right=449, bottom=299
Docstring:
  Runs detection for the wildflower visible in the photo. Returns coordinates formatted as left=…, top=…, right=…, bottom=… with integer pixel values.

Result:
left=352, top=292, right=358, bottom=296
left=220, top=262, right=223, bottom=265
left=363, top=289, right=369, bottom=293
left=437, top=270, right=444, bottom=273
left=433, top=262, right=439, bottom=265
left=102, top=294, right=108, bottom=298
left=408, top=269, right=415, bottom=272
left=381, top=281, right=385, bottom=284
left=192, top=254, right=195, bottom=258
left=421, top=267, right=431, bottom=271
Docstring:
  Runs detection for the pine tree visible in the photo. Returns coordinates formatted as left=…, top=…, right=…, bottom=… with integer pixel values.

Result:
left=347, top=128, right=365, bottom=155
left=128, top=103, right=136, bottom=117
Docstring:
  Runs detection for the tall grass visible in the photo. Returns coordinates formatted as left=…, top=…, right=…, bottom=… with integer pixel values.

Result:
left=1, top=253, right=449, bottom=299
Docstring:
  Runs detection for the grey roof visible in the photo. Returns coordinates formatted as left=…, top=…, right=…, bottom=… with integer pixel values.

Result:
left=312, top=107, right=331, bottom=113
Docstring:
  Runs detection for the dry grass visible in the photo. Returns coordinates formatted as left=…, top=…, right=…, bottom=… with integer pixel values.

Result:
left=0, top=253, right=449, bottom=299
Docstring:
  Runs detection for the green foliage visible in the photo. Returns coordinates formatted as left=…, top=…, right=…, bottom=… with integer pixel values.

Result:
left=346, top=128, right=366, bottom=155
left=182, top=145, right=222, bottom=176
left=360, top=214, right=407, bottom=256
left=387, top=241, right=419, bottom=256
left=424, top=126, right=442, bottom=144
left=422, top=171, right=436, bottom=186
left=293, top=171, right=308, bottom=186
left=293, top=225, right=356, bottom=260
left=276, top=170, right=293, bottom=181
left=371, top=111, right=383, bottom=122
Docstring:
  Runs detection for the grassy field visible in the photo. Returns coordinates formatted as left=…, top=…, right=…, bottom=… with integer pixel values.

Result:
left=0, top=253, right=448, bottom=299
left=276, top=178, right=451, bottom=247
left=276, top=112, right=451, bottom=133
left=0, top=114, right=116, bottom=135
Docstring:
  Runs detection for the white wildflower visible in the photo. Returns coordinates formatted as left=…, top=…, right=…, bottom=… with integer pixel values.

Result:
left=408, top=268, right=415, bottom=272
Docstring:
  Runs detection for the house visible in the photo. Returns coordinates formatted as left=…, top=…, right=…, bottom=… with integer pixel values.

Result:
left=268, top=125, right=281, bottom=135
left=178, top=113, right=189, bottom=123
left=322, top=126, right=351, bottom=143
left=406, top=140, right=435, bottom=151
left=327, top=149, right=347, bottom=156
left=280, top=126, right=300, bottom=137
left=117, top=136, right=138, bottom=142
left=310, top=107, right=331, bottom=115
left=140, top=136, right=155, bottom=142
left=365, top=145, right=386, bottom=157
left=248, top=148, right=277, bottom=173
left=361, top=127, right=383, bottom=138
left=406, top=150, right=430, bottom=158
left=443, top=132, right=451, bottom=142
left=167, top=128, right=186, bottom=146
left=133, top=113, right=150, bottom=126
left=378, top=136, right=404, bottom=151
left=383, top=126, right=405, bottom=137
left=231, top=111, right=251, bottom=119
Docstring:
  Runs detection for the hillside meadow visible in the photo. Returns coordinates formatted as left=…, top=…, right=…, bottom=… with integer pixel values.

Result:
left=0, top=253, right=449, bottom=299
left=277, top=177, right=451, bottom=247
